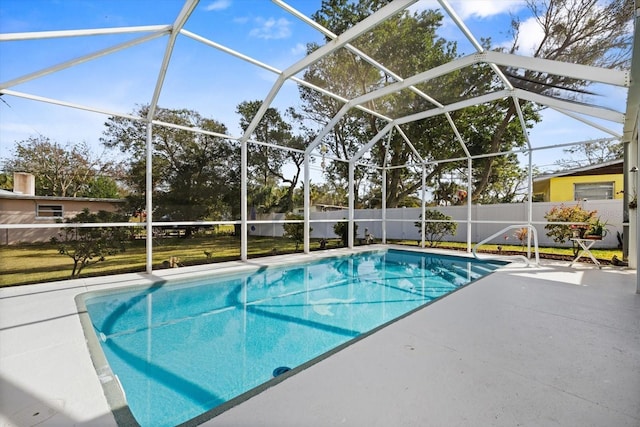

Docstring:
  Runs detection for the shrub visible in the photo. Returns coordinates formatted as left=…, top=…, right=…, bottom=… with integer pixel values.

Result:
left=282, top=213, right=310, bottom=251
left=333, top=219, right=358, bottom=247
left=414, top=210, right=457, bottom=247
left=513, top=227, right=529, bottom=251
left=51, top=208, right=129, bottom=277
left=544, top=204, right=597, bottom=244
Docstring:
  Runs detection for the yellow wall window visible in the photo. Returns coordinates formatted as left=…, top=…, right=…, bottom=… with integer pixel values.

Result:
left=574, top=182, right=614, bottom=200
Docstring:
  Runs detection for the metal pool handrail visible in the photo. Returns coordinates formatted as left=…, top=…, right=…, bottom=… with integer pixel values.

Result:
left=472, top=224, right=540, bottom=267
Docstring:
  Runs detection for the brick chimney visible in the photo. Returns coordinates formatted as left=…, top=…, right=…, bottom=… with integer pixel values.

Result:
left=13, top=172, right=35, bottom=196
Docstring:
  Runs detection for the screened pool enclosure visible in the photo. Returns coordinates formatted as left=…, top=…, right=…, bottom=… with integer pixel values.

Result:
left=1, top=0, right=638, bottom=291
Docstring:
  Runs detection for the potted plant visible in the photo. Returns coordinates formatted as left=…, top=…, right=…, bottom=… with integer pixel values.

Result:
left=585, top=217, right=608, bottom=240
left=570, top=224, right=586, bottom=238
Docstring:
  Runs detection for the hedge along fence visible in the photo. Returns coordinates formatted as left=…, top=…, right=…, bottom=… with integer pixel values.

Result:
left=249, top=199, right=623, bottom=249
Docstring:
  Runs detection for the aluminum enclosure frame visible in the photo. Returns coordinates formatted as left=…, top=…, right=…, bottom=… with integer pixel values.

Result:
left=0, top=0, right=636, bottom=286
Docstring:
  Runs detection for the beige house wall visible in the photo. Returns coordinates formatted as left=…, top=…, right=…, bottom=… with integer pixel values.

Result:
left=0, top=197, right=123, bottom=245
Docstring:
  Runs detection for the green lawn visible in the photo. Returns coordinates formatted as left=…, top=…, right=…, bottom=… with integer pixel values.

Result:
left=0, top=235, right=343, bottom=287
left=390, top=240, right=623, bottom=261
left=0, top=236, right=623, bottom=287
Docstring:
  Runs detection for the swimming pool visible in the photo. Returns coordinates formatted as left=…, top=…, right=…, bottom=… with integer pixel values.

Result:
left=79, top=249, right=504, bottom=426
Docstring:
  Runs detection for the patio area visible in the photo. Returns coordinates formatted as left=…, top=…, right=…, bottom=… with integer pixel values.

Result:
left=1, top=247, right=638, bottom=426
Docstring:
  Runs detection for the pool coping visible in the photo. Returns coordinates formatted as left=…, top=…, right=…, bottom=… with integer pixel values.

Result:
left=74, top=245, right=508, bottom=427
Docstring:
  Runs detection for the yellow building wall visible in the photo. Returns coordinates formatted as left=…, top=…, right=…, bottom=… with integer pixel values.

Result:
left=549, top=174, right=623, bottom=202
left=532, top=180, right=550, bottom=202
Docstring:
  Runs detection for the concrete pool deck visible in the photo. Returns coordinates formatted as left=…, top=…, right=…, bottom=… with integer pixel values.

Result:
left=1, top=246, right=639, bottom=426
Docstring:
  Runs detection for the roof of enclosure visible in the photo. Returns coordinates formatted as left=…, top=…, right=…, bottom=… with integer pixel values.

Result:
left=0, top=0, right=636, bottom=166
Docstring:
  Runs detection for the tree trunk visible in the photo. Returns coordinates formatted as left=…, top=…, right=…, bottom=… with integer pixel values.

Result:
left=72, top=259, right=80, bottom=277
left=473, top=103, right=517, bottom=200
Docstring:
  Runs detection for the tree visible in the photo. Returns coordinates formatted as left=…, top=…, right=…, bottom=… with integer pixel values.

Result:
left=414, top=210, right=457, bottom=247
left=0, top=172, right=12, bottom=191
left=282, top=213, right=310, bottom=251
left=83, top=175, right=122, bottom=199
left=491, top=0, right=634, bottom=189
left=101, top=105, right=239, bottom=234
left=237, top=100, right=288, bottom=188
left=301, top=0, right=539, bottom=207
left=555, top=139, right=623, bottom=169
left=2, top=136, right=121, bottom=197
left=474, top=155, right=530, bottom=204
left=51, top=208, right=129, bottom=277
left=304, top=0, right=632, bottom=205
left=433, top=179, right=463, bottom=206
left=309, top=182, right=348, bottom=207
left=302, top=1, right=460, bottom=208
left=236, top=101, right=306, bottom=213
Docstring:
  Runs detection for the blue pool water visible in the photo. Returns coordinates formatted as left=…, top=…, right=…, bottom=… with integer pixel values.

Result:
left=83, top=249, right=504, bottom=426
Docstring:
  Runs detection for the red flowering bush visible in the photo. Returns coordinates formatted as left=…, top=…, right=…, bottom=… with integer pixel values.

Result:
left=544, top=204, right=597, bottom=244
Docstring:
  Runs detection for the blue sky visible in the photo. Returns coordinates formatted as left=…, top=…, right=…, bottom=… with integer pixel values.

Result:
left=0, top=0, right=627, bottom=173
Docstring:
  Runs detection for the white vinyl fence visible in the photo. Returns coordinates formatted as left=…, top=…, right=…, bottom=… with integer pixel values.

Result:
left=250, top=200, right=623, bottom=249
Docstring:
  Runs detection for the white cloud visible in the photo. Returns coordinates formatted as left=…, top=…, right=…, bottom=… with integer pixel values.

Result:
left=0, top=121, right=41, bottom=137
left=204, top=0, right=231, bottom=12
left=249, top=17, right=292, bottom=40
left=409, top=0, right=439, bottom=13
left=413, top=0, right=525, bottom=19
left=449, top=0, right=525, bottom=19
left=417, top=0, right=527, bottom=49
left=290, top=43, right=307, bottom=56
left=233, top=16, right=249, bottom=24
left=511, top=16, right=544, bottom=55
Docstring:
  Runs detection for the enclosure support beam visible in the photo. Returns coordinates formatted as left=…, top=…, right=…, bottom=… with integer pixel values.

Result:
left=467, top=158, right=473, bottom=253
left=143, top=0, right=198, bottom=274
left=276, top=0, right=444, bottom=113
left=147, top=0, right=198, bottom=119
left=630, top=113, right=639, bottom=272
left=348, top=163, right=355, bottom=249
left=438, top=0, right=514, bottom=92
left=515, top=89, right=625, bottom=124
left=303, top=153, right=310, bottom=254
left=254, top=0, right=415, bottom=159
left=352, top=123, right=394, bottom=162
left=246, top=3, right=416, bottom=249
left=397, top=90, right=512, bottom=126
left=549, top=107, right=621, bottom=138
left=527, top=149, right=534, bottom=258
left=513, top=94, right=534, bottom=258
left=145, top=123, right=154, bottom=275
left=636, top=115, right=639, bottom=294
left=241, top=138, right=248, bottom=261
left=382, top=131, right=393, bottom=244
left=181, top=28, right=389, bottom=123
left=394, top=125, right=424, bottom=163
left=482, top=50, right=629, bottom=88
left=382, top=166, right=387, bottom=244
left=0, top=32, right=168, bottom=91
left=421, top=166, right=426, bottom=248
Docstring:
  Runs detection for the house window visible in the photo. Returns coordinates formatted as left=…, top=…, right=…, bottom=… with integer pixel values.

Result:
left=532, top=193, right=545, bottom=202
left=574, top=182, right=614, bottom=200
left=37, top=204, right=63, bottom=218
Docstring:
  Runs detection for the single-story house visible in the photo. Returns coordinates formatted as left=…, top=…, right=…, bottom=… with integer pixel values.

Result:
left=532, top=159, right=623, bottom=202
left=292, top=203, right=347, bottom=215
left=0, top=173, right=124, bottom=245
